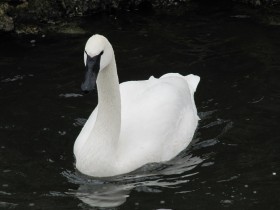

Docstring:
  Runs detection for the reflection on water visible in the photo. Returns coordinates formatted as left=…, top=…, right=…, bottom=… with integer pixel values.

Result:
left=63, top=155, right=203, bottom=208
left=75, top=182, right=131, bottom=208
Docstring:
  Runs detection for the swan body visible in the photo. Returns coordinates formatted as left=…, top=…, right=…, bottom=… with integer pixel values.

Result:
left=74, top=35, right=200, bottom=177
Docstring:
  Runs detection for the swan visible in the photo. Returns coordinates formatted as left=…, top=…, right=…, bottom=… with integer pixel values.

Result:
left=74, top=34, right=200, bottom=177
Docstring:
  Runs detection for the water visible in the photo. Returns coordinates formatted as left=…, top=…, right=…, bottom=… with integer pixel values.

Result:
left=1, top=11, right=280, bottom=210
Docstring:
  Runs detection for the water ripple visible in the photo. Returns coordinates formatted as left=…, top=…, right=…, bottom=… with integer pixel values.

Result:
left=62, top=153, right=203, bottom=208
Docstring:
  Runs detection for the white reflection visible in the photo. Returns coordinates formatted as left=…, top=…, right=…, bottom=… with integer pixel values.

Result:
left=64, top=154, right=203, bottom=208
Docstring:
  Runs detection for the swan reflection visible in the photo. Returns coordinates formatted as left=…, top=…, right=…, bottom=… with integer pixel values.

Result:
left=64, top=154, right=203, bottom=208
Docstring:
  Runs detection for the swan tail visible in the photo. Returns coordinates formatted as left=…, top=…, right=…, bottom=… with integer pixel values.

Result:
left=160, top=73, right=200, bottom=94
left=184, top=74, right=200, bottom=94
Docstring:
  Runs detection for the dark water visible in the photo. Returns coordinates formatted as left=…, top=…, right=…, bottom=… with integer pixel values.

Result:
left=1, top=11, right=280, bottom=210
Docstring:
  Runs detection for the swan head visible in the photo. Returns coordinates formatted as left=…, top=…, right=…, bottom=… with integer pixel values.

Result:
left=81, top=34, right=113, bottom=92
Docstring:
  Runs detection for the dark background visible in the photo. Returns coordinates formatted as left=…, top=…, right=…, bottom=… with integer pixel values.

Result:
left=0, top=0, right=280, bottom=209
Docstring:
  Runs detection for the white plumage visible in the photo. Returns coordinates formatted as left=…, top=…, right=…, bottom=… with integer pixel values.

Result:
left=74, top=34, right=200, bottom=177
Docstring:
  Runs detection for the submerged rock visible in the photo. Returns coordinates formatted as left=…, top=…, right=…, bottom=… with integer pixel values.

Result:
left=234, top=0, right=280, bottom=7
left=1, top=0, right=280, bottom=34
left=0, top=3, right=14, bottom=32
left=14, top=24, right=40, bottom=35
left=0, top=15, right=14, bottom=32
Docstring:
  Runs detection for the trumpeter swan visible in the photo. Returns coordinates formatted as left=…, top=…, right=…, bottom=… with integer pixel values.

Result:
left=74, top=34, right=200, bottom=177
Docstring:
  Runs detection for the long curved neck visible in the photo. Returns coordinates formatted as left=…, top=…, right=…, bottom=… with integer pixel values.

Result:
left=93, top=55, right=121, bottom=147
left=74, top=54, right=121, bottom=177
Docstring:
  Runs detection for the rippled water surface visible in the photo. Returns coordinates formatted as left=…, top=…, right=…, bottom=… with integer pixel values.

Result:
left=1, top=11, right=280, bottom=210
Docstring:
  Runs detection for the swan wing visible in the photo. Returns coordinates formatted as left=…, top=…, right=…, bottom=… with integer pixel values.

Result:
left=117, top=74, right=199, bottom=171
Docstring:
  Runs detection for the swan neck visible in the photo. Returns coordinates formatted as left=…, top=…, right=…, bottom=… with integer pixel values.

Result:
left=95, top=55, right=121, bottom=144
left=74, top=55, right=121, bottom=177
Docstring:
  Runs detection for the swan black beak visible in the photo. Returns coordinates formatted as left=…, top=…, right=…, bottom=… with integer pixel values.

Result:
left=81, top=51, right=103, bottom=93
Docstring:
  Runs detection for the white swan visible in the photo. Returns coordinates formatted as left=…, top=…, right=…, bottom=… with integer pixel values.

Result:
left=74, top=34, right=200, bottom=177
